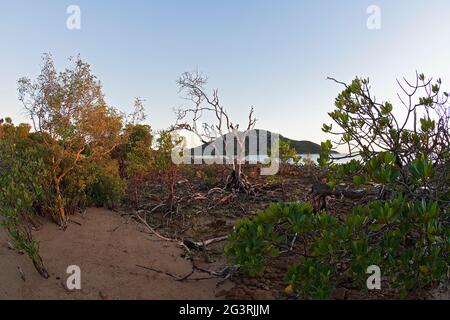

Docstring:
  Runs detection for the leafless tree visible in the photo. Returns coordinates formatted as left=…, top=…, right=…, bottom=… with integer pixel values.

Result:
left=174, top=71, right=257, bottom=193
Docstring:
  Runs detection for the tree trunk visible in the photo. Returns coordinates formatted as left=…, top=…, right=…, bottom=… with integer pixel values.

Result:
left=54, top=177, right=67, bottom=229
left=225, top=164, right=254, bottom=194
left=166, top=167, right=176, bottom=213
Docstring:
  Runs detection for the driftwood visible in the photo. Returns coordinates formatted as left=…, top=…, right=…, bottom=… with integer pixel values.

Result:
left=183, top=236, right=228, bottom=251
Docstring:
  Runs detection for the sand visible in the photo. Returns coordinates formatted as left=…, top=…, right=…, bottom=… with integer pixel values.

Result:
left=0, top=208, right=232, bottom=300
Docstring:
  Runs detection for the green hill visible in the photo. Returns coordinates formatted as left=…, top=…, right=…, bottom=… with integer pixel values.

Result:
left=189, top=129, right=338, bottom=156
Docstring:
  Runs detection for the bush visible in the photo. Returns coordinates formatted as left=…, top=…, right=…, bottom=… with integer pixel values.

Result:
left=269, top=140, right=301, bottom=166
left=320, top=74, right=449, bottom=203
left=226, top=73, right=449, bottom=299
left=0, top=120, right=49, bottom=277
left=226, top=199, right=449, bottom=299
left=85, top=164, right=126, bottom=209
left=0, top=119, right=126, bottom=276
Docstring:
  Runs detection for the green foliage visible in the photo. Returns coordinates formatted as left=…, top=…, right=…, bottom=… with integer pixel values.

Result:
left=85, top=163, right=126, bottom=209
left=226, top=200, right=449, bottom=299
left=408, top=154, right=434, bottom=186
left=278, top=73, right=450, bottom=299
left=269, top=140, right=301, bottom=165
left=111, top=123, right=153, bottom=206
left=113, top=124, right=153, bottom=178
left=325, top=159, right=365, bottom=188
left=321, top=74, right=449, bottom=201
left=364, top=152, right=400, bottom=185
left=18, top=54, right=124, bottom=226
left=225, top=203, right=308, bottom=276
left=226, top=202, right=318, bottom=276
left=318, top=140, right=332, bottom=167
left=0, top=121, right=49, bottom=275
left=153, top=130, right=183, bottom=170
left=285, top=260, right=336, bottom=299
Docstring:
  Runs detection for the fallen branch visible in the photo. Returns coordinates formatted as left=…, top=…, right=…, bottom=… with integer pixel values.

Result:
left=207, top=187, right=226, bottom=196
left=136, top=263, right=240, bottom=282
left=136, top=264, right=195, bottom=281
left=183, top=235, right=228, bottom=251
left=136, top=203, right=166, bottom=216
left=134, top=213, right=190, bottom=252
left=191, top=193, right=209, bottom=201
left=69, top=219, right=82, bottom=226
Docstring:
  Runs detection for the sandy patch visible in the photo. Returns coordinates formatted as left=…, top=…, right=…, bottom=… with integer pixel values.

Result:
left=0, top=208, right=232, bottom=299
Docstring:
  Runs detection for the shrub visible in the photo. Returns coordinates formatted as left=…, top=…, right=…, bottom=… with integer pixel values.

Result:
left=18, top=54, right=124, bottom=227
left=320, top=74, right=449, bottom=203
left=85, top=163, right=126, bottom=209
left=112, top=123, right=153, bottom=206
left=269, top=140, right=301, bottom=166
left=226, top=200, right=449, bottom=299
left=0, top=120, right=49, bottom=277
left=227, top=73, right=449, bottom=299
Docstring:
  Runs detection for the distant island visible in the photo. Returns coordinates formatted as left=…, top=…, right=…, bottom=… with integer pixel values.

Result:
left=188, top=129, right=339, bottom=156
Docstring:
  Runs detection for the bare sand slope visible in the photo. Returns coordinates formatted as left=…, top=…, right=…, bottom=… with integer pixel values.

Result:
left=0, top=208, right=232, bottom=300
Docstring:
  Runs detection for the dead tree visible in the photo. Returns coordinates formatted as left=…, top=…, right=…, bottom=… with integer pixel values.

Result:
left=174, top=71, right=257, bottom=193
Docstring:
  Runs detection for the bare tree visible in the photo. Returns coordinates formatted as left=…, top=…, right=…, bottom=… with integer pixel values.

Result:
left=174, top=71, right=257, bottom=193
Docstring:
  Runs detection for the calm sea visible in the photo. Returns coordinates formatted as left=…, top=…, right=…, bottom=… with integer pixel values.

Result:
left=191, top=154, right=360, bottom=164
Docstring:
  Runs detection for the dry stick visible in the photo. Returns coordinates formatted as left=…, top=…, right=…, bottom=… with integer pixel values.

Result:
left=137, top=203, right=166, bottom=216
left=7, top=241, right=15, bottom=250
left=234, top=198, right=248, bottom=216
left=136, top=264, right=195, bottom=281
left=289, top=233, right=298, bottom=251
left=17, top=266, right=26, bottom=282
left=135, top=209, right=232, bottom=281
left=183, top=235, right=228, bottom=250
left=69, top=219, right=82, bottom=226
left=208, top=187, right=226, bottom=195
left=134, top=213, right=191, bottom=252
left=136, top=263, right=238, bottom=282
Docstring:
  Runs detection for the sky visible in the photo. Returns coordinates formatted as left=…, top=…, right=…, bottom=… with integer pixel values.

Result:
left=1, top=0, right=450, bottom=146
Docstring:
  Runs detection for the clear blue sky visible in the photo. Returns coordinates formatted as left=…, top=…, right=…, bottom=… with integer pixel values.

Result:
left=1, top=0, right=450, bottom=145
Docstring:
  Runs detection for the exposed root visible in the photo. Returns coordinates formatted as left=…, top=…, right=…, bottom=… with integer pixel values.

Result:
left=224, top=170, right=256, bottom=196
